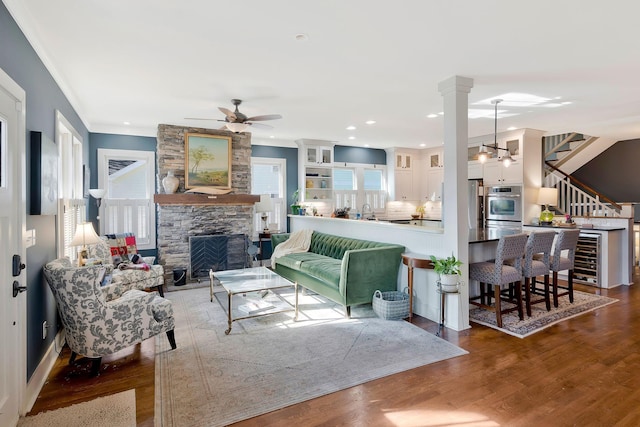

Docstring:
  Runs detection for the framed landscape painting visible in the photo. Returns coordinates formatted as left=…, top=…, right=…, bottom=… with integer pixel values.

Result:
left=185, top=133, right=232, bottom=189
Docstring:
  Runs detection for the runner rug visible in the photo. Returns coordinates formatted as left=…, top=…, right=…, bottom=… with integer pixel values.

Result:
left=19, top=389, right=135, bottom=427
left=155, top=287, right=467, bottom=427
left=469, top=289, right=617, bottom=338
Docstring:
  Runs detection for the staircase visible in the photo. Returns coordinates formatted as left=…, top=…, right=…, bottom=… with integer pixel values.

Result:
left=543, top=133, right=622, bottom=218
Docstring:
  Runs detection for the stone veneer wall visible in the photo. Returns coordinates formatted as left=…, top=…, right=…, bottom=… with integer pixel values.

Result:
left=156, top=124, right=255, bottom=283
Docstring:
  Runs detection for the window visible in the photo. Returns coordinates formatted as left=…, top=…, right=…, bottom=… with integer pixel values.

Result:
left=55, top=111, right=84, bottom=260
left=334, top=164, right=387, bottom=213
left=251, top=157, right=286, bottom=235
left=97, top=149, right=156, bottom=249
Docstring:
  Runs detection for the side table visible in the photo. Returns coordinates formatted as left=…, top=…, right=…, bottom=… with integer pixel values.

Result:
left=258, top=231, right=279, bottom=266
left=401, top=253, right=434, bottom=321
left=436, top=280, right=463, bottom=336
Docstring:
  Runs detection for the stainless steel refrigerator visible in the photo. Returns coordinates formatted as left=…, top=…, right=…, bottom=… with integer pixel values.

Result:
left=468, top=179, right=484, bottom=228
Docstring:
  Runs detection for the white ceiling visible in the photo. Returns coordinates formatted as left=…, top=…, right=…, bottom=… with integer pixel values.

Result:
left=5, top=0, right=640, bottom=149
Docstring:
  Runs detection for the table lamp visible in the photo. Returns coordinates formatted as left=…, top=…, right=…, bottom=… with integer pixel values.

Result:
left=255, top=194, right=274, bottom=232
left=69, top=222, right=101, bottom=266
left=537, top=187, right=558, bottom=224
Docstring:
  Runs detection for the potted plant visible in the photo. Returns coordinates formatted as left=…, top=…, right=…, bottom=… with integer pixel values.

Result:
left=430, top=253, right=463, bottom=291
left=290, top=189, right=301, bottom=215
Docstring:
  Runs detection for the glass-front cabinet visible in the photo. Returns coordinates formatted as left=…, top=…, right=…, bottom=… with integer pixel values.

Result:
left=305, top=146, right=333, bottom=165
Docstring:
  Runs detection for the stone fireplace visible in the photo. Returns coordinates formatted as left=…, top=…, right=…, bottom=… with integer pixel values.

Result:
left=156, top=124, right=258, bottom=284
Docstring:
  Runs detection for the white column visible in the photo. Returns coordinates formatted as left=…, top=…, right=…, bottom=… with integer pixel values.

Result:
left=438, top=75, right=473, bottom=331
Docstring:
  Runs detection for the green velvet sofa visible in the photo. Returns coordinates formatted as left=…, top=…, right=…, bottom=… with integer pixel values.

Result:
left=271, top=231, right=405, bottom=317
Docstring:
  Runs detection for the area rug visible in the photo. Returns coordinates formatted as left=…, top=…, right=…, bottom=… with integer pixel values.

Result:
left=154, top=287, right=468, bottom=427
left=469, top=289, right=618, bottom=338
left=19, top=389, right=135, bottom=427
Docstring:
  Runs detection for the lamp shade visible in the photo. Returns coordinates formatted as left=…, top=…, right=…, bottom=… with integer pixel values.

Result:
left=255, top=194, right=274, bottom=213
left=88, top=188, right=106, bottom=199
left=537, top=187, right=558, bottom=206
left=69, top=222, right=101, bottom=247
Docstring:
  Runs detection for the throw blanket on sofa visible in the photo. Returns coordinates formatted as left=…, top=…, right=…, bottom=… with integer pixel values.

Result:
left=271, top=228, right=314, bottom=266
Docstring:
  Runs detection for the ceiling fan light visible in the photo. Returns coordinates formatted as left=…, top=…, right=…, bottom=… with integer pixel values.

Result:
left=226, top=122, right=249, bottom=133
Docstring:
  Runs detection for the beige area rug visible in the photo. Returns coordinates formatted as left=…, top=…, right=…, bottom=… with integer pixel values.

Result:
left=155, top=287, right=468, bottom=427
left=469, top=289, right=618, bottom=338
left=18, top=389, right=135, bottom=427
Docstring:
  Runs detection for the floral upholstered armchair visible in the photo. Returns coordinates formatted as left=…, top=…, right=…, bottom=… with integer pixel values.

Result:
left=44, top=257, right=176, bottom=376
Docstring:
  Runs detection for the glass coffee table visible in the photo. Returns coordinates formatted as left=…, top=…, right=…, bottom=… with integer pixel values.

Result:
left=210, top=266, right=298, bottom=335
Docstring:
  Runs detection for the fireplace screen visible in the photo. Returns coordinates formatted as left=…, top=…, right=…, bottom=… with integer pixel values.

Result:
left=189, top=234, right=249, bottom=279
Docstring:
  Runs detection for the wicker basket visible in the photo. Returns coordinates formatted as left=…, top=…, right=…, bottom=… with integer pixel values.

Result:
left=372, top=289, right=409, bottom=320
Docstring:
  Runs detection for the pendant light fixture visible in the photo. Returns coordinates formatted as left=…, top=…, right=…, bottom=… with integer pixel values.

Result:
left=477, top=98, right=514, bottom=167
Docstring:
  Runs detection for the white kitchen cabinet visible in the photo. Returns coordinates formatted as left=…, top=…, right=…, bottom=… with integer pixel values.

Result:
left=394, top=169, right=418, bottom=201
left=428, top=149, right=444, bottom=169
left=395, top=152, right=413, bottom=170
left=296, top=140, right=335, bottom=204
left=426, top=168, right=444, bottom=201
left=305, top=145, right=333, bottom=165
left=482, top=158, right=523, bottom=185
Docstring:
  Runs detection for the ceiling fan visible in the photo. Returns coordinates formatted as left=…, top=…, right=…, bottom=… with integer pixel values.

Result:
left=185, top=99, right=282, bottom=132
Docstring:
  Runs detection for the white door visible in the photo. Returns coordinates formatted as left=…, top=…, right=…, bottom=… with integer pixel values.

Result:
left=0, top=68, right=27, bottom=426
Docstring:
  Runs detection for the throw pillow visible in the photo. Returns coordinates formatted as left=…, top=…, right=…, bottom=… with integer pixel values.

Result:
left=105, top=233, right=138, bottom=266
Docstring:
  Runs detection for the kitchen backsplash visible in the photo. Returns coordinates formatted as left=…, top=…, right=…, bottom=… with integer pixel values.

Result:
left=384, top=200, right=442, bottom=220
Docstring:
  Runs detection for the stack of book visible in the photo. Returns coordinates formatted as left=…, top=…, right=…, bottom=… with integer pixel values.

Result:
left=238, top=299, right=275, bottom=315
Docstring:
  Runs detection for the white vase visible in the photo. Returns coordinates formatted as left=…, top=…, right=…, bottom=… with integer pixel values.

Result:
left=162, top=171, right=179, bottom=194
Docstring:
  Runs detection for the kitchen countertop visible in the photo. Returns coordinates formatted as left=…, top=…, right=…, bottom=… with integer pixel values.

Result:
left=523, top=224, right=625, bottom=232
left=469, top=227, right=524, bottom=243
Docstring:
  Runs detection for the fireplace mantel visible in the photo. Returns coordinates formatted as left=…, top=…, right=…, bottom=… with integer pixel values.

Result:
left=154, top=193, right=260, bottom=206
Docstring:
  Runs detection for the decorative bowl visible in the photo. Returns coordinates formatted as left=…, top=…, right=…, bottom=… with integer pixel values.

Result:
left=411, top=214, right=420, bottom=219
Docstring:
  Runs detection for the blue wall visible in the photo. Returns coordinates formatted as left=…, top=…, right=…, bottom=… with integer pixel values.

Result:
left=1, top=1, right=90, bottom=379
left=335, top=146, right=386, bottom=165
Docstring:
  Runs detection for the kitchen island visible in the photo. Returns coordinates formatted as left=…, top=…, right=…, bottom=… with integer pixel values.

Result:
left=523, top=221, right=632, bottom=288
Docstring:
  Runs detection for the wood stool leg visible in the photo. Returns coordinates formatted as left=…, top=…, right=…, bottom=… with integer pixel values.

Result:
left=568, top=269, right=574, bottom=303
left=494, top=284, right=502, bottom=328
left=516, top=280, right=524, bottom=320
left=553, top=271, right=559, bottom=308
left=544, top=274, right=551, bottom=311
left=524, top=277, right=532, bottom=317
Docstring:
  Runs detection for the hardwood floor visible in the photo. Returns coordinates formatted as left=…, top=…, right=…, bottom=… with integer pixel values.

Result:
left=28, top=277, right=640, bottom=426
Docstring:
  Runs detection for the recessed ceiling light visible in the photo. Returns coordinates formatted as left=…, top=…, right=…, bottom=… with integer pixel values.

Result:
left=507, top=126, right=517, bottom=131
left=364, top=144, right=370, bottom=147
left=561, top=101, right=572, bottom=105
left=419, top=143, right=426, bottom=147
left=123, top=121, right=130, bottom=125
left=478, top=93, right=552, bottom=107
left=295, top=33, right=309, bottom=41
left=426, top=114, right=438, bottom=119
left=346, top=125, right=356, bottom=130
left=365, top=120, right=376, bottom=125
left=348, top=136, right=356, bottom=140
left=269, top=135, right=275, bottom=138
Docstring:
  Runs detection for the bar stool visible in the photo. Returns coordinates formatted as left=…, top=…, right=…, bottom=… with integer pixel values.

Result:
left=548, top=229, right=580, bottom=307
left=520, top=231, right=556, bottom=316
left=401, top=253, right=434, bottom=321
left=469, top=233, right=528, bottom=328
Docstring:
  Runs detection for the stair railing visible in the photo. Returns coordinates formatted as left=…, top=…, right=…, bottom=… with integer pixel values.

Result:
left=543, top=163, right=621, bottom=217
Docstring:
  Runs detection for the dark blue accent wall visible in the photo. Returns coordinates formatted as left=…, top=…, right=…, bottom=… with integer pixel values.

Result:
left=251, top=145, right=298, bottom=207
left=1, top=1, right=90, bottom=380
left=334, top=145, right=386, bottom=165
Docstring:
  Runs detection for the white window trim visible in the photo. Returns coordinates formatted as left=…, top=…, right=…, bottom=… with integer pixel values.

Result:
left=97, top=148, right=156, bottom=250
left=251, top=156, right=287, bottom=236
left=333, top=162, right=387, bottom=213
left=55, top=110, right=85, bottom=260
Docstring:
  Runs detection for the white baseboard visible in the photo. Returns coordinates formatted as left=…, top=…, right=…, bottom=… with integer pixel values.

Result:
left=23, top=329, right=65, bottom=414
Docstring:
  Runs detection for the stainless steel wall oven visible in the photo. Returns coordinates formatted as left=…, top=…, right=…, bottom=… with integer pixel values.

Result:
left=485, top=185, right=522, bottom=226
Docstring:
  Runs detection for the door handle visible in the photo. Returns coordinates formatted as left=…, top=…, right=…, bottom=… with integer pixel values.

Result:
left=12, top=254, right=26, bottom=277
left=13, top=281, right=26, bottom=297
